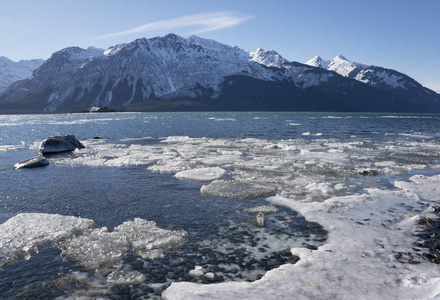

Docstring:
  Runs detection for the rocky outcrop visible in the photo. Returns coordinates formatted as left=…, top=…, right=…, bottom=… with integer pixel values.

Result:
left=39, top=134, right=85, bottom=155
left=14, top=156, right=49, bottom=169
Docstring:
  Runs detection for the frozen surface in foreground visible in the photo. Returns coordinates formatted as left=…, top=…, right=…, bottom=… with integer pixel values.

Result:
left=0, top=213, right=187, bottom=275
left=175, top=167, right=226, bottom=182
left=3, top=120, right=440, bottom=298
left=0, top=213, right=94, bottom=269
left=163, top=175, right=440, bottom=299
left=61, top=218, right=188, bottom=271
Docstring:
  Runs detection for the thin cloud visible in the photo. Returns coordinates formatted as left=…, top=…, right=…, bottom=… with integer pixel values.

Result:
left=97, top=12, right=254, bottom=39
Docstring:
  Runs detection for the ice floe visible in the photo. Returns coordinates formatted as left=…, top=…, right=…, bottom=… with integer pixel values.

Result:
left=175, top=167, right=226, bottom=182
left=0, top=213, right=94, bottom=269
left=107, top=270, right=146, bottom=286
left=61, top=218, right=188, bottom=271
left=0, top=214, right=187, bottom=273
left=200, top=180, right=276, bottom=199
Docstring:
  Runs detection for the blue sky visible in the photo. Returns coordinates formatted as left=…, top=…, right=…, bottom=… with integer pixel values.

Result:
left=1, top=0, right=439, bottom=92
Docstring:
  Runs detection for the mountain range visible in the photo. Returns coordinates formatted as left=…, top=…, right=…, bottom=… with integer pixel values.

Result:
left=0, top=33, right=439, bottom=113
left=0, top=57, right=44, bottom=94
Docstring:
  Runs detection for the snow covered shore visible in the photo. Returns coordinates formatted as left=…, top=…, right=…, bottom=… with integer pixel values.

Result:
left=163, top=175, right=440, bottom=299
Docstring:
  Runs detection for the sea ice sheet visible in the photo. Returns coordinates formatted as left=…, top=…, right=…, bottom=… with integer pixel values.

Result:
left=200, top=180, right=276, bottom=199
left=174, top=167, right=226, bottom=182
left=61, top=218, right=188, bottom=271
left=162, top=175, right=440, bottom=299
left=0, top=213, right=94, bottom=269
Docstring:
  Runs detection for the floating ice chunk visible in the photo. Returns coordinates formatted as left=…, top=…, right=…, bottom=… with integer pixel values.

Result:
left=200, top=180, right=276, bottom=199
left=0, top=213, right=94, bottom=269
left=375, top=161, right=396, bottom=167
left=233, top=169, right=292, bottom=185
left=161, top=136, right=191, bottom=143
left=107, top=270, right=146, bottom=286
left=14, top=156, right=49, bottom=169
left=189, top=266, right=207, bottom=278
left=175, top=167, right=226, bottom=182
left=256, top=212, right=266, bottom=227
left=114, top=218, right=188, bottom=260
left=305, top=182, right=334, bottom=196
left=60, top=227, right=129, bottom=271
left=61, top=218, right=187, bottom=271
left=244, top=205, right=280, bottom=214
left=188, top=266, right=216, bottom=281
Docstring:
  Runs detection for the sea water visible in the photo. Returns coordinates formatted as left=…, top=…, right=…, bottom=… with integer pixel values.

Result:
left=0, top=112, right=440, bottom=299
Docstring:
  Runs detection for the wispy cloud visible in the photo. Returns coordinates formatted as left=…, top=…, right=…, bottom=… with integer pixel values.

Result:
left=97, top=12, right=254, bottom=40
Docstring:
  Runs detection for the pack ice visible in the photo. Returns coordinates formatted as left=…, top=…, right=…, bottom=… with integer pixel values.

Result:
left=0, top=214, right=187, bottom=272
left=163, top=175, right=440, bottom=299
left=61, top=218, right=188, bottom=271
left=0, top=213, right=94, bottom=269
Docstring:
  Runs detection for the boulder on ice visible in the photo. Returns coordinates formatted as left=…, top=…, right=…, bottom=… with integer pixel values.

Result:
left=39, top=134, right=85, bottom=155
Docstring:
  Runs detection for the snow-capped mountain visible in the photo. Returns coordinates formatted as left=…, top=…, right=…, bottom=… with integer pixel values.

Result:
left=305, top=55, right=437, bottom=98
left=1, top=34, right=439, bottom=113
left=0, top=57, right=44, bottom=94
left=249, top=48, right=289, bottom=68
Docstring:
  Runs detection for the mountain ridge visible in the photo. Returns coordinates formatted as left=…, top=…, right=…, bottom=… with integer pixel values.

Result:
left=0, top=34, right=439, bottom=113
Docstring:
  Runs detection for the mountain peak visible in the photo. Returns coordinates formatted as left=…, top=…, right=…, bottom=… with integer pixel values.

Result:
left=249, top=47, right=287, bottom=68
left=305, top=56, right=329, bottom=69
left=334, top=55, right=348, bottom=61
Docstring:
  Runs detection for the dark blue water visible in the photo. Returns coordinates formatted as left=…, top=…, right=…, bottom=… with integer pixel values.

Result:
left=1, top=112, right=439, bottom=299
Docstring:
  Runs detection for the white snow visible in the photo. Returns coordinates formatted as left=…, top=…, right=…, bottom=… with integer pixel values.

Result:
left=305, top=54, right=410, bottom=90
left=249, top=48, right=288, bottom=68
left=0, top=56, right=44, bottom=93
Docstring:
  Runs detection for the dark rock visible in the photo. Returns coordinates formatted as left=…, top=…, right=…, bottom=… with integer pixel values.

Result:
left=14, top=156, right=49, bottom=169
left=39, top=135, right=85, bottom=155
left=358, top=169, right=379, bottom=176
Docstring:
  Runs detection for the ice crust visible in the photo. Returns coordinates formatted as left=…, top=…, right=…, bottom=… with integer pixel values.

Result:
left=61, top=218, right=188, bottom=271
left=163, top=175, right=440, bottom=299
left=19, top=133, right=440, bottom=298
left=200, top=180, right=276, bottom=199
left=175, top=167, right=226, bottom=182
left=0, top=213, right=187, bottom=273
left=49, top=132, right=440, bottom=202
left=0, top=213, right=94, bottom=269
left=243, top=205, right=280, bottom=214
left=107, top=270, right=146, bottom=286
